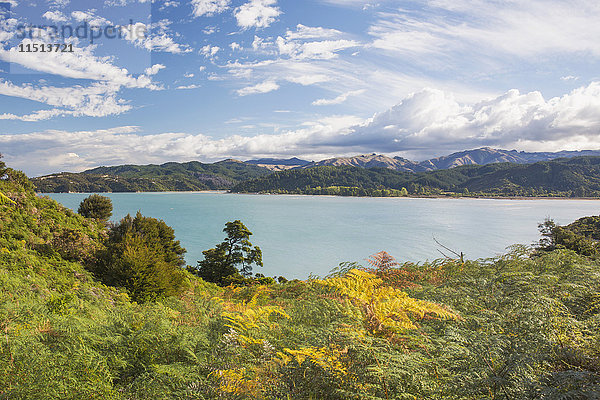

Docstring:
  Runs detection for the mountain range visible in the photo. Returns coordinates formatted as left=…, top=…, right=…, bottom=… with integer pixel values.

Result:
left=31, top=147, right=600, bottom=194
left=249, top=147, right=600, bottom=172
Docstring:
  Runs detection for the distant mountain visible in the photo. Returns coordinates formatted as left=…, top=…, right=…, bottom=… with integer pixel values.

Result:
left=303, top=154, right=422, bottom=172
left=245, top=157, right=310, bottom=171
left=420, top=147, right=600, bottom=170
left=297, top=148, right=600, bottom=173
left=232, top=156, right=600, bottom=198
left=33, top=160, right=271, bottom=193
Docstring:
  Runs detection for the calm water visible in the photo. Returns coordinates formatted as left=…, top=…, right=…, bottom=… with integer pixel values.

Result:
left=46, top=193, right=600, bottom=279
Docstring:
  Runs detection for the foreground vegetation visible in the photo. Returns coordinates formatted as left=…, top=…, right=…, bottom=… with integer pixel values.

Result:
left=2, top=157, right=600, bottom=398
left=232, top=156, right=600, bottom=198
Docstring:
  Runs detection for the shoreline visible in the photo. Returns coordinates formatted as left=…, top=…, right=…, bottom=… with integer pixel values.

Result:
left=39, top=191, right=600, bottom=201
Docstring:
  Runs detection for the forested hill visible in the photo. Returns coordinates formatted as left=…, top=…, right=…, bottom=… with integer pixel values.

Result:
left=232, top=156, right=600, bottom=197
left=32, top=160, right=271, bottom=192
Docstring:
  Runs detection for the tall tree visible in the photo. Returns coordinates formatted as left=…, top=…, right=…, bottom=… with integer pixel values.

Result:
left=193, top=220, right=263, bottom=285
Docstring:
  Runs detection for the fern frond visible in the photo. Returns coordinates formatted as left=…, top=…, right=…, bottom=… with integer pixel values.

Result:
left=317, top=269, right=459, bottom=334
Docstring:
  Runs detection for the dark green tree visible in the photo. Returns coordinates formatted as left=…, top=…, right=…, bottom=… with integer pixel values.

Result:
left=537, top=216, right=600, bottom=257
left=97, top=212, right=187, bottom=302
left=192, top=220, right=263, bottom=285
left=537, top=218, right=558, bottom=250
left=78, top=194, right=113, bottom=221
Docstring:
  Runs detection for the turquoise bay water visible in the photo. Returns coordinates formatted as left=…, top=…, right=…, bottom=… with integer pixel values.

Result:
left=47, top=193, right=600, bottom=279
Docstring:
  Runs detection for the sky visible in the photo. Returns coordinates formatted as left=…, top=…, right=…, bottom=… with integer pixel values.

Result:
left=1, top=0, right=600, bottom=176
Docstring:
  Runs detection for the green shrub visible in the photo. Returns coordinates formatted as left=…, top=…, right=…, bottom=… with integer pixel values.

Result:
left=96, top=212, right=188, bottom=302
left=78, top=194, right=113, bottom=221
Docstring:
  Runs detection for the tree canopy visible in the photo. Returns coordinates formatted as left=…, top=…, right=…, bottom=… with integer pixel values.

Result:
left=192, top=220, right=263, bottom=285
left=96, top=211, right=187, bottom=302
left=78, top=194, right=113, bottom=221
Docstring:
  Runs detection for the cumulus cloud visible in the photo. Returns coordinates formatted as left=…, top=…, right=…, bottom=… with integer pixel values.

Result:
left=237, top=80, right=279, bottom=96
left=145, top=64, right=166, bottom=75
left=339, top=82, right=600, bottom=157
left=191, top=0, right=230, bottom=17
left=235, top=0, right=280, bottom=29
left=200, top=45, right=220, bottom=57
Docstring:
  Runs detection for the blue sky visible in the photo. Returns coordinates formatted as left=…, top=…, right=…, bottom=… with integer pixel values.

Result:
left=1, top=0, right=600, bottom=176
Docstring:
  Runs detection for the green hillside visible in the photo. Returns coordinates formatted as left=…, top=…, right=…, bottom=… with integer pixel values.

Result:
left=32, top=160, right=271, bottom=192
left=3, top=156, right=600, bottom=398
left=232, top=156, right=600, bottom=197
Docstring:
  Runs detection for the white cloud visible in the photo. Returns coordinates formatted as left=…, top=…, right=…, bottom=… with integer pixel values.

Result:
left=0, top=39, right=159, bottom=89
left=0, top=30, right=162, bottom=120
left=42, top=11, right=68, bottom=22
left=312, top=89, right=365, bottom=105
left=341, top=82, right=600, bottom=158
left=0, top=79, right=132, bottom=118
left=49, top=0, right=70, bottom=7
left=144, top=64, right=166, bottom=75
left=285, top=24, right=344, bottom=40
left=191, top=0, right=230, bottom=17
left=71, top=10, right=111, bottom=26
left=272, top=25, right=361, bottom=60
left=120, top=21, right=191, bottom=54
left=368, top=0, right=600, bottom=65
left=286, top=74, right=330, bottom=86
left=0, top=109, right=74, bottom=122
left=319, top=0, right=379, bottom=7
left=237, top=80, right=279, bottom=96
left=223, top=25, right=363, bottom=98
left=201, top=45, right=220, bottom=57
left=293, top=39, right=360, bottom=59
left=561, top=75, right=579, bottom=81
left=235, top=0, right=281, bottom=29
left=176, top=84, right=201, bottom=89
left=230, top=42, right=241, bottom=51
left=0, top=116, right=362, bottom=176
left=184, top=72, right=195, bottom=78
